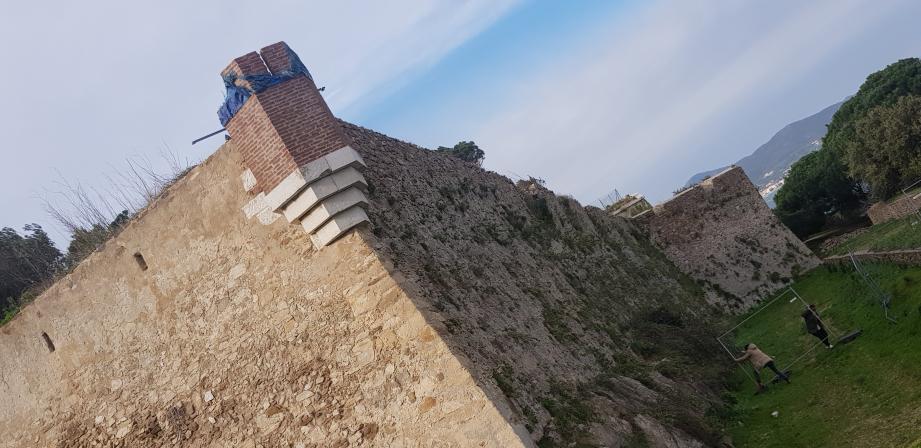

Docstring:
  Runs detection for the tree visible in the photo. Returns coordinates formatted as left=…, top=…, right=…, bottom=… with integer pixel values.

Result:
left=842, top=95, right=921, bottom=200
left=63, top=210, right=130, bottom=269
left=436, top=141, right=485, bottom=166
left=825, top=58, right=921, bottom=160
left=0, top=224, right=62, bottom=316
left=774, top=58, right=921, bottom=234
left=774, top=150, right=863, bottom=237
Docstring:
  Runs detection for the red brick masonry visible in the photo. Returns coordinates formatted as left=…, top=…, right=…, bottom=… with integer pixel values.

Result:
left=223, top=42, right=352, bottom=193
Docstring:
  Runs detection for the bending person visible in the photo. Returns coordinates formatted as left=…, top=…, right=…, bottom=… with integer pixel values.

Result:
left=802, top=304, right=833, bottom=349
left=734, top=343, right=790, bottom=393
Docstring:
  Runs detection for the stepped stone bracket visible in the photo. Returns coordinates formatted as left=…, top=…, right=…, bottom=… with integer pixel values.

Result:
left=223, top=42, right=370, bottom=247
left=241, top=146, right=371, bottom=246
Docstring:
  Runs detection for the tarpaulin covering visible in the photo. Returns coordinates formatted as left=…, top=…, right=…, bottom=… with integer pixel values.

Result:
left=218, top=47, right=312, bottom=126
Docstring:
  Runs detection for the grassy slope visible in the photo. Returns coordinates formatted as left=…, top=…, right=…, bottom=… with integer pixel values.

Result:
left=828, top=214, right=921, bottom=256
left=723, top=264, right=921, bottom=448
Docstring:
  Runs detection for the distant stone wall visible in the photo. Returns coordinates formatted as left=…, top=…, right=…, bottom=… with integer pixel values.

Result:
left=345, top=122, right=729, bottom=447
left=824, top=249, right=921, bottom=267
left=609, top=196, right=652, bottom=218
left=641, top=166, right=821, bottom=311
left=867, top=191, right=921, bottom=225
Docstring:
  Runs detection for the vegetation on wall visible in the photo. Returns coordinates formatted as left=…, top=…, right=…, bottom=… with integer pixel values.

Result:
left=435, top=141, right=486, bottom=166
left=825, top=214, right=921, bottom=256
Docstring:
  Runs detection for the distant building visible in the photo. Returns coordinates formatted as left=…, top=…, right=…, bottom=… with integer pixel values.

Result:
left=607, top=194, right=652, bottom=218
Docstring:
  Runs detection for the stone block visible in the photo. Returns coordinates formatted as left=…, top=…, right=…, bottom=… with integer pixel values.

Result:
left=242, top=193, right=269, bottom=219
left=263, top=169, right=308, bottom=211
left=324, top=146, right=366, bottom=172
left=241, top=169, right=258, bottom=192
left=309, top=206, right=370, bottom=247
left=300, top=187, right=369, bottom=233
left=300, top=156, right=332, bottom=185
left=282, top=167, right=367, bottom=222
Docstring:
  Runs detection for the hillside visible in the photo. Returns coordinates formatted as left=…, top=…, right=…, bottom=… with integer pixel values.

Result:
left=686, top=101, right=843, bottom=206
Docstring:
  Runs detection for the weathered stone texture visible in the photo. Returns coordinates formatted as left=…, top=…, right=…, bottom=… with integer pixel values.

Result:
left=343, top=122, right=730, bottom=447
left=0, top=145, right=526, bottom=448
left=867, top=191, right=921, bottom=225
left=0, top=120, right=733, bottom=448
left=641, top=166, right=821, bottom=311
left=824, top=248, right=921, bottom=266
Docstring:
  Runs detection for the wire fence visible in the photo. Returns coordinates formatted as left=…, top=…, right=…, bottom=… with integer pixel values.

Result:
left=716, top=287, right=840, bottom=386
left=849, top=253, right=898, bottom=323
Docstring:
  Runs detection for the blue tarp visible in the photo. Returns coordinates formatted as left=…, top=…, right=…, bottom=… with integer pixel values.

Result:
left=218, top=47, right=312, bottom=126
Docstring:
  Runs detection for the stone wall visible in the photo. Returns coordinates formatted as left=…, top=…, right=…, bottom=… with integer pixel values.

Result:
left=345, top=122, right=730, bottom=447
left=824, top=249, right=921, bottom=267
left=0, top=146, right=527, bottom=448
left=0, top=125, right=732, bottom=448
left=0, top=37, right=733, bottom=445
left=640, top=166, right=821, bottom=311
left=867, top=191, right=921, bottom=225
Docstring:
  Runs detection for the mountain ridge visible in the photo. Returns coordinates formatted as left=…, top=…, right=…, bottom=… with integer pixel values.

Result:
left=686, top=100, right=844, bottom=206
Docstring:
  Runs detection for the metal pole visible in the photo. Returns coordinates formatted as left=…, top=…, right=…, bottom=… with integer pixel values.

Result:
left=849, top=253, right=897, bottom=323
left=192, top=128, right=227, bottom=145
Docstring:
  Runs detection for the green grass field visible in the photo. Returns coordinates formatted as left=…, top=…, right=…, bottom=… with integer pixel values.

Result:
left=828, top=214, right=921, bottom=255
left=722, top=264, right=921, bottom=448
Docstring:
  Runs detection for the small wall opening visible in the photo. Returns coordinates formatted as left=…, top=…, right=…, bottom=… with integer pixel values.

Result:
left=41, top=332, right=55, bottom=353
left=134, top=252, right=148, bottom=271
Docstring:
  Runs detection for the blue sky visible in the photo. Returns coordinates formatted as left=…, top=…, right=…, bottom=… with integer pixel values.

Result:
left=2, top=0, right=921, bottom=247
left=350, top=0, right=639, bottom=144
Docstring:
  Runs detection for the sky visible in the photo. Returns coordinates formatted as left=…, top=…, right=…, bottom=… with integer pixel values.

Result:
left=2, top=0, right=921, bottom=248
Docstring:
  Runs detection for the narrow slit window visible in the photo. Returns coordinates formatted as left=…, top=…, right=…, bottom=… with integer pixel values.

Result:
left=41, top=332, right=55, bottom=353
left=134, top=252, right=148, bottom=271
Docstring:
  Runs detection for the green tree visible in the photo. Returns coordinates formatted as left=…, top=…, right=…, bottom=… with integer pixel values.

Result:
left=825, top=58, right=921, bottom=158
left=842, top=95, right=921, bottom=200
left=436, top=141, right=485, bottom=166
left=775, top=58, right=921, bottom=234
left=63, top=210, right=131, bottom=269
left=774, top=150, right=863, bottom=237
left=0, top=224, right=62, bottom=317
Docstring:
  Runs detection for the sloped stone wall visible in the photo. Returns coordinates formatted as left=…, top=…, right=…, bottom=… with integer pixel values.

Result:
left=867, top=191, right=921, bottom=225
left=824, top=249, right=921, bottom=267
left=1, top=122, right=734, bottom=448
left=641, top=167, right=821, bottom=312
left=344, top=122, right=730, bottom=447
left=0, top=145, right=526, bottom=448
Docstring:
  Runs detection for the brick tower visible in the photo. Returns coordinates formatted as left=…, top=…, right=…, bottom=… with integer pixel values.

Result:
left=220, top=42, right=369, bottom=247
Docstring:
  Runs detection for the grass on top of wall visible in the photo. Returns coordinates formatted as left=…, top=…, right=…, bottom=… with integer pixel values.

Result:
left=827, top=214, right=921, bottom=256
left=721, top=264, right=921, bottom=448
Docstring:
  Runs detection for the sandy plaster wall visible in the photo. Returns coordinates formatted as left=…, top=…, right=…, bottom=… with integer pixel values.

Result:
left=0, top=144, right=527, bottom=448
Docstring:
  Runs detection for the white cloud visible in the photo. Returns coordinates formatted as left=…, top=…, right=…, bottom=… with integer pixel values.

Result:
left=475, top=0, right=909, bottom=203
left=320, top=0, right=523, bottom=111
left=0, top=0, right=520, bottom=244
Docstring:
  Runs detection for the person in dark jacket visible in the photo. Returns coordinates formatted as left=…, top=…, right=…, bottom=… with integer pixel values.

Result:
left=802, top=304, right=833, bottom=349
